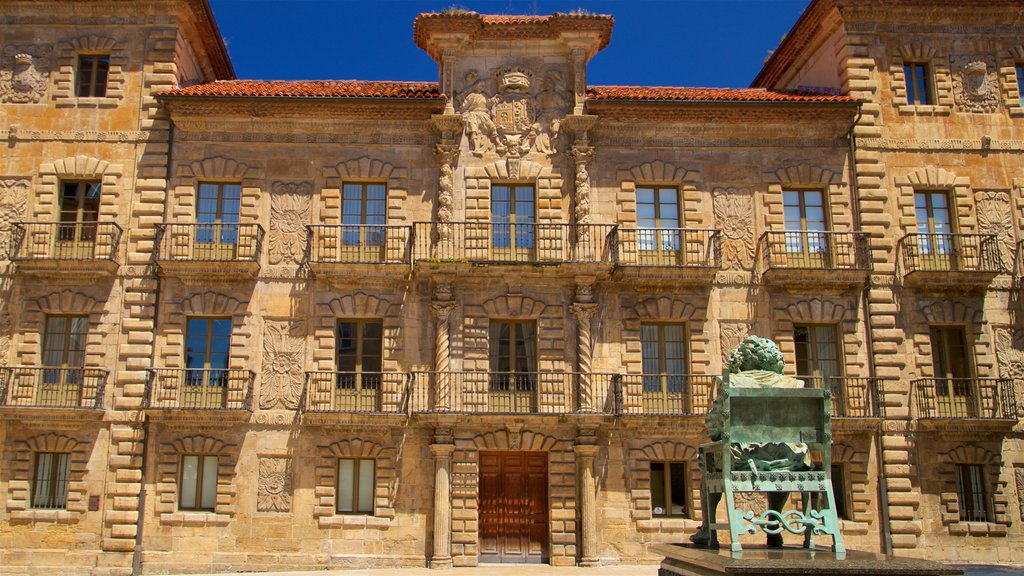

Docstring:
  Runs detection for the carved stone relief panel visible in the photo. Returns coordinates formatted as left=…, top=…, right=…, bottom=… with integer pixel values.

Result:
left=456, top=64, right=571, bottom=157
left=0, top=313, right=11, bottom=367
left=1015, top=466, right=1024, bottom=522
left=0, top=46, right=52, bottom=103
left=720, top=321, right=753, bottom=363
left=975, top=191, right=1015, bottom=265
left=712, top=187, right=754, bottom=270
left=259, top=320, right=306, bottom=410
left=951, top=54, right=1001, bottom=113
left=268, top=182, right=312, bottom=265
left=257, top=456, right=292, bottom=513
left=0, top=179, right=29, bottom=260
left=993, top=326, right=1024, bottom=379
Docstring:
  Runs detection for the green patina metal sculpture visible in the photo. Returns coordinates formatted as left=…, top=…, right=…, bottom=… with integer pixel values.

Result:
left=692, top=336, right=845, bottom=556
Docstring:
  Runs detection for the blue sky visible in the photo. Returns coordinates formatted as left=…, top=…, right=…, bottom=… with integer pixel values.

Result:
left=208, top=0, right=811, bottom=88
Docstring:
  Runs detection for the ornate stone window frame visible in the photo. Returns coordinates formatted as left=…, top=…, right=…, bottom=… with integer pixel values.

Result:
left=6, top=433, right=91, bottom=523
left=616, top=161, right=705, bottom=229
left=171, top=156, right=263, bottom=222
left=999, top=45, right=1024, bottom=116
left=629, top=441, right=701, bottom=532
left=314, top=438, right=397, bottom=528
left=53, top=35, right=127, bottom=108
left=154, top=435, right=237, bottom=526
left=913, top=299, right=994, bottom=380
left=889, top=43, right=953, bottom=115
left=771, top=297, right=863, bottom=380
left=894, top=167, right=975, bottom=238
left=16, top=289, right=107, bottom=370
left=321, top=157, right=408, bottom=225
left=36, top=155, right=123, bottom=223
left=464, top=159, right=561, bottom=224
left=462, top=294, right=563, bottom=374
left=939, top=444, right=1011, bottom=536
left=624, top=296, right=710, bottom=378
left=156, top=291, right=252, bottom=373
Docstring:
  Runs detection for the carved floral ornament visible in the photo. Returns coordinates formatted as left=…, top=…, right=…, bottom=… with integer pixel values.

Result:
left=268, top=182, right=312, bottom=265
left=257, top=457, right=293, bottom=513
left=457, top=64, right=571, bottom=158
left=259, top=320, right=306, bottom=410
left=951, top=54, right=1001, bottom=113
left=0, top=179, right=29, bottom=259
left=0, top=46, right=51, bottom=104
left=712, top=187, right=755, bottom=270
left=974, top=190, right=1015, bottom=264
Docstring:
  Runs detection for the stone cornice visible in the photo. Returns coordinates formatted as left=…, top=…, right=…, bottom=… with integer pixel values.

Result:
left=162, top=98, right=445, bottom=120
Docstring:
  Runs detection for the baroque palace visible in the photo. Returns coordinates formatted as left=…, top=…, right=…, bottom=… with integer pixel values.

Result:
left=0, top=0, right=1023, bottom=573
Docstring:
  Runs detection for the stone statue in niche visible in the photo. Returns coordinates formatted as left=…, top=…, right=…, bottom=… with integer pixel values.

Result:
left=951, top=55, right=1000, bottom=113
left=457, top=65, right=571, bottom=157
left=0, top=47, right=52, bottom=104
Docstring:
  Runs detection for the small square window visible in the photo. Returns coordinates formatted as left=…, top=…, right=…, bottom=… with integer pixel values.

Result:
left=651, top=461, right=688, bottom=517
left=179, top=454, right=218, bottom=511
left=337, top=458, right=375, bottom=514
left=904, top=63, right=934, bottom=105
left=32, top=452, right=70, bottom=509
left=77, top=55, right=110, bottom=98
left=954, top=463, right=991, bottom=522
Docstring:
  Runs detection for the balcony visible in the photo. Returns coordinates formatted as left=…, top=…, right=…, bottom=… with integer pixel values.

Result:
left=412, top=222, right=615, bottom=268
left=409, top=371, right=615, bottom=415
left=614, top=374, right=716, bottom=416
left=9, top=222, right=121, bottom=276
left=154, top=223, right=264, bottom=278
left=614, top=228, right=720, bottom=282
left=0, top=367, right=106, bottom=417
left=301, top=371, right=407, bottom=423
left=306, top=224, right=411, bottom=277
left=145, top=368, right=254, bottom=418
left=898, top=233, right=1002, bottom=290
left=912, top=378, right=1018, bottom=430
left=798, top=376, right=886, bottom=426
left=758, top=231, right=871, bottom=287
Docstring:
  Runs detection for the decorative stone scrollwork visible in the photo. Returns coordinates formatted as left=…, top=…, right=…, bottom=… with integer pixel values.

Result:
left=0, top=313, right=11, bottom=367
left=975, top=191, right=1015, bottom=265
left=0, top=46, right=51, bottom=103
left=0, top=178, right=29, bottom=259
left=1015, top=466, right=1024, bottom=522
left=712, top=187, right=754, bottom=270
left=951, top=55, right=1001, bottom=113
left=257, top=457, right=293, bottom=513
left=259, top=321, right=306, bottom=410
left=571, top=145, right=594, bottom=242
left=719, top=321, right=754, bottom=363
left=268, top=182, right=312, bottom=265
left=994, top=326, right=1024, bottom=381
left=572, top=302, right=598, bottom=412
left=434, top=145, right=459, bottom=241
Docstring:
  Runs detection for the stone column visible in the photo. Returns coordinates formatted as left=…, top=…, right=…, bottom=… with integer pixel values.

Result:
left=571, top=145, right=594, bottom=246
left=575, top=440, right=600, bottom=566
left=572, top=301, right=597, bottom=412
left=432, top=300, right=455, bottom=410
left=433, top=144, right=460, bottom=246
left=430, top=441, right=455, bottom=569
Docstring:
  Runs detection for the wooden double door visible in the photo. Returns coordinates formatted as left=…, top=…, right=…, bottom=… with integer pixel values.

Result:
left=478, top=451, right=549, bottom=564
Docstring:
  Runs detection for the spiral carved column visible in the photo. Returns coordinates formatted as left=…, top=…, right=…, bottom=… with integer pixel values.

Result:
left=432, top=301, right=455, bottom=411
left=572, top=302, right=597, bottom=413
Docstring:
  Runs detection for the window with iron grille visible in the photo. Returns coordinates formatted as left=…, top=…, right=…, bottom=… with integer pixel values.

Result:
left=32, top=452, right=70, bottom=509
left=337, top=458, right=375, bottom=514
left=76, top=55, right=110, bottom=97
left=179, top=454, right=218, bottom=511
left=954, top=463, right=991, bottom=522
left=651, top=461, right=688, bottom=517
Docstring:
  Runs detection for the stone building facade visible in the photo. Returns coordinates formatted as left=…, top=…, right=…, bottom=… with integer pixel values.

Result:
left=0, top=0, right=1022, bottom=574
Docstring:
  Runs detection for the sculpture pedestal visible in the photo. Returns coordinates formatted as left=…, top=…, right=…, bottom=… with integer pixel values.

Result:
left=653, top=544, right=963, bottom=576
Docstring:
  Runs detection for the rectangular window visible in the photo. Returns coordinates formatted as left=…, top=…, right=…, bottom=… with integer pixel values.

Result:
left=76, top=55, right=110, bottom=97
left=488, top=320, right=537, bottom=412
left=955, top=464, right=990, bottom=522
left=337, top=458, right=375, bottom=514
left=929, top=326, right=975, bottom=417
left=904, top=63, right=933, bottom=105
left=335, top=320, right=383, bottom=409
left=794, top=324, right=842, bottom=384
left=1017, top=64, right=1024, bottom=106
left=651, top=461, right=688, bottom=517
left=914, top=190, right=955, bottom=268
left=641, top=323, right=688, bottom=398
left=491, top=184, right=535, bottom=256
left=179, top=454, right=218, bottom=511
left=195, top=182, right=241, bottom=254
left=184, top=317, right=232, bottom=406
left=32, top=452, right=70, bottom=509
left=341, top=182, right=387, bottom=249
left=831, top=463, right=849, bottom=520
left=58, top=181, right=101, bottom=244
left=636, top=186, right=681, bottom=254
left=782, top=190, right=829, bottom=263
left=41, top=315, right=89, bottom=399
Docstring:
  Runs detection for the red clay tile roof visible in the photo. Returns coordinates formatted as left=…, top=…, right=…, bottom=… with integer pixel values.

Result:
left=587, top=85, right=856, bottom=103
left=155, top=80, right=444, bottom=99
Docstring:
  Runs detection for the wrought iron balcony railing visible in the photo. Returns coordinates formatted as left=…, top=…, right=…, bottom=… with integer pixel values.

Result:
left=759, top=231, right=871, bottom=272
left=302, top=371, right=407, bottom=413
left=412, top=222, right=615, bottom=264
left=145, top=368, right=254, bottom=411
left=9, top=221, right=122, bottom=262
left=796, top=376, right=886, bottom=418
left=614, top=374, right=716, bottom=416
left=306, top=225, right=411, bottom=265
left=408, top=371, right=615, bottom=414
left=615, top=228, right=720, bottom=268
left=912, top=377, right=1017, bottom=420
left=154, top=223, right=264, bottom=263
left=0, top=366, right=106, bottom=409
left=898, top=233, right=1002, bottom=275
